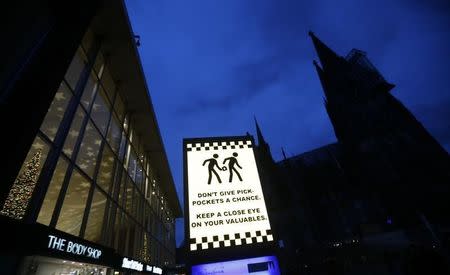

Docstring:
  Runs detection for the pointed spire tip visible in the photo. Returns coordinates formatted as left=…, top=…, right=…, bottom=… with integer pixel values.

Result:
left=253, top=116, right=266, bottom=146
left=281, top=147, right=287, bottom=160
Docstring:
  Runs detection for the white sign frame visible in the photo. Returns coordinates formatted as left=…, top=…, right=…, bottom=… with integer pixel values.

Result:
left=184, top=137, right=273, bottom=252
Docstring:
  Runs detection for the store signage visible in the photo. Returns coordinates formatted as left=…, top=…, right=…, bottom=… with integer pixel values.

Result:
left=47, top=234, right=102, bottom=259
left=120, top=258, right=162, bottom=274
left=185, top=137, right=273, bottom=252
left=191, top=255, right=280, bottom=275
left=121, top=257, right=143, bottom=271
left=146, top=264, right=163, bottom=274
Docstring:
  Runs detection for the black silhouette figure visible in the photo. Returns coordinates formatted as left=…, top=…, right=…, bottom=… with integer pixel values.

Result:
left=202, top=154, right=222, bottom=185
left=223, top=152, right=243, bottom=182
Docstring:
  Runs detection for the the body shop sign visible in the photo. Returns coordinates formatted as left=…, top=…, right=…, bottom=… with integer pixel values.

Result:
left=47, top=234, right=102, bottom=259
left=184, top=137, right=273, bottom=252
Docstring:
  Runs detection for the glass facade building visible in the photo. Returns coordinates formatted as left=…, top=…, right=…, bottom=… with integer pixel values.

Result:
left=0, top=1, right=181, bottom=274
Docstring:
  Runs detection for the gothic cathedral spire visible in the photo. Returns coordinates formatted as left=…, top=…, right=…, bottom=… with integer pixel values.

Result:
left=254, top=116, right=273, bottom=163
left=254, top=116, right=266, bottom=147
left=309, top=31, right=342, bottom=71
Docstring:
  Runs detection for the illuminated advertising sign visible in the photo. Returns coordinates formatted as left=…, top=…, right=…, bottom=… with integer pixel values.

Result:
left=191, top=255, right=280, bottom=275
left=47, top=234, right=102, bottom=259
left=121, top=257, right=162, bottom=274
left=184, top=137, right=273, bottom=252
left=146, top=265, right=163, bottom=274
left=121, top=257, right=143, bottom=272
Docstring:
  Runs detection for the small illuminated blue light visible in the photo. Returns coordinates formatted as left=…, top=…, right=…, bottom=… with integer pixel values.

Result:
left=387, top=218, right=392, bottom=224
left=192, top=255, right=280, bottom=275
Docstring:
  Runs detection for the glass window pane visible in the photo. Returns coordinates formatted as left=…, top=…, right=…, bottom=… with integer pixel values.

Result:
left=81, top=28, right=94, bottom=54
left=155, top=242, right=160, bottom=265
left=145, top=205, right=151, bottom=232
left=128, top=148, right=137, bottom=181
left=123, top=143, right=131, bottom=170
left=135, top=164, right=143, bottom=191
left=118, top=170, right=127, bottom=207
left=127, top=221, right=136, bottom=256
left=90, top=86, right=111, bottom=136
left=56, top=168, right=90, bottom=236
left=119, top=214, right=129, bottom=255
left=97, top=145, right=115, bottom=193
left=129, top=128, right=135, bottom=146
left=40, top=82, right=72, bottom=141
left=138, top=144, right=145, bottom=163
left=145, top=177, right=151, bottom=199
left=101, top=66, right=116, bottom=102
left=122, top=115, right=129, bottom=134
left=110, top=165, right=123, bottom=202
left=142, top=232, right=151, bottom=262
left=114, top=94, right=125, bottom=121
left=65, top=47, right=87, bottom=91
left=113, top=207, right=122, bottom=250
left=106, top=113, right=122, bottom=154
left=100, top=200, right=114, bottom=247
left=118, top=131, right=128, bottom=162
left=0, top=135, right=50, bottom=219
left=137, top=195, right=144, bottom=224
left=153, top=193, right=159, bottom=213
left=151, top=236, right=157, bottom=263
left=131, top=133, right=140, bottom=153
left=135, top=238, right=143, bottom=260
left=37, top=156, right=69, bottom=225
left=84, top=188, right=107, bottom=243
left=125, top=180, right=133, bottom=215
left=94, top=51, right=105, bottom=78
left=132, top=189, right=139, bottom=220
left=147, top=162, right=152, bottom=178
left=63, top=105, right=86, bottom=157
left=76, top=121, right=102, bottom=178
left=143, top=155, right=148, bottom=174
left=80, top=71, right=99, bottom=109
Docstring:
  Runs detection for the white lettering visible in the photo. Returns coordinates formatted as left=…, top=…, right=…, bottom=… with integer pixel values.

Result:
left=122, top=257, right=143, bottom=272
left=47, top=235, right=66, bottom=251
left=47, top=234, right=102, bottom=259
left=67, top=241, right=88, bottom=256
left=87, top=247, right=102, bottom=259
left=145, top=265, right=162, bottom=274
left=187, top=138, right=273, bottom=251
left=47, top=235, right=56, bottom=249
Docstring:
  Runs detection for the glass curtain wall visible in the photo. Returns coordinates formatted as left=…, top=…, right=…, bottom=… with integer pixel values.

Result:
left=0, top=29, right=175, bottom=265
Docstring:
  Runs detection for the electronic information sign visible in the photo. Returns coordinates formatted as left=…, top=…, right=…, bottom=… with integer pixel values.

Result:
left=184, top=137, right=273, bottom=252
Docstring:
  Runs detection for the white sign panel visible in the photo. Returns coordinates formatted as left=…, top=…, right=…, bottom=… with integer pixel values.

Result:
left=121, top=257, right=143, bottom=272
left=47, top=234, right=102, bottom=259
left=185, top=138, right=273, bottom=251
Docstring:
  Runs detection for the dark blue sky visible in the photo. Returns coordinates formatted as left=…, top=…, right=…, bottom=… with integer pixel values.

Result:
left=124, top=0, right=450, bottom=246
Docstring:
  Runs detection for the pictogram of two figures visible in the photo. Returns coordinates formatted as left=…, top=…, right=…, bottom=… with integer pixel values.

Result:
left=202, top=153, right=243, bottom=185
